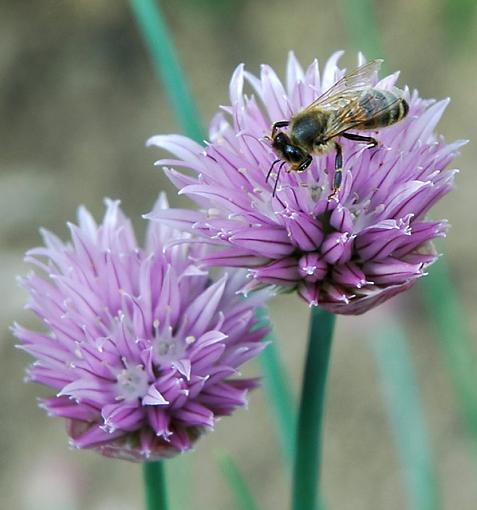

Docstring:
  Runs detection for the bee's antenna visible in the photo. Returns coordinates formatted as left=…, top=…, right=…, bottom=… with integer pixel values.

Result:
left=266, top=159, right=282, bottom=183
left=272, top=162, right=286, bottom=197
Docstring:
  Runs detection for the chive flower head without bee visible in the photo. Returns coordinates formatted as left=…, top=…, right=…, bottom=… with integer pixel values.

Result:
left=13, top=194, right=271, bottom=461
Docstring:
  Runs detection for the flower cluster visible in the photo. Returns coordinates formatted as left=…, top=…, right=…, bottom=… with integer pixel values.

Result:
left=14, top=51, right=461, bottom=465
left=147, top=52, right=463, bottom=314
left=14, top=195, right=271, bottom=461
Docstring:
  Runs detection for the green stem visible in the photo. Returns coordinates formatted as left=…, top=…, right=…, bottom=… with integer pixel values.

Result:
left=218, top=452, right=262, bottom=510
left=129, top=0, right=205, bottom=141
left=340, top=0, right=384, bottom=59
left=372, top=322, right=441, bottom=510
left=260, top=344, right=296, bottom=464
left=419, top=259, right=477, bottom=458
left=340, top=1, right=448, bottom=507
left=143, top=461, right=169, bottom=510
left=292, top=307, right=336, bottom=510
left=441, top=0, right=477, bottom=51
left=129, top=0, right=299, bottom=501
left=164, top=456, right=193, bottom=510
left=256, top=307, right=296, bottom=466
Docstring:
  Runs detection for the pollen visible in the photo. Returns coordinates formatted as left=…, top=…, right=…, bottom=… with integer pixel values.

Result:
left=116, top=364, right=149, bottom=402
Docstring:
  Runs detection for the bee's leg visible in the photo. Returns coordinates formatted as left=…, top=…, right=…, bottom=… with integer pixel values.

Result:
left=341, top=132, right=378, bottom=147
left=328, top=142, right=343, bottom=201
left=297, top=155, right=313, bottom=172
left=271, top=120, right=290, bottom=138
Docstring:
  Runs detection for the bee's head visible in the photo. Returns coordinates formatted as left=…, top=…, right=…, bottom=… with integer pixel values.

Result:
left=267, top=131, right=313, bottom=196
left=272, top=132, right=311, bottom=171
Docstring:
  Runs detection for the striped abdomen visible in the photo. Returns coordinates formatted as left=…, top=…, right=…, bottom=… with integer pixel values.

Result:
left=357, top=89, right=409, bottom=129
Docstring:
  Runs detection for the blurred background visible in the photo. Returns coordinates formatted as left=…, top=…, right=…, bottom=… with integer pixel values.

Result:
left=1, top=1, right=476, bottom=509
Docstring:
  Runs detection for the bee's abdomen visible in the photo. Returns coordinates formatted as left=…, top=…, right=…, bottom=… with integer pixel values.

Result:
left=358, top=89, right=409, bottom=129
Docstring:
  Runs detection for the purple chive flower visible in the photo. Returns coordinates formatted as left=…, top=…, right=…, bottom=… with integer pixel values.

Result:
left=13, top=194, right=271, bottom=461
left=147, top=52, right=465, bottom=314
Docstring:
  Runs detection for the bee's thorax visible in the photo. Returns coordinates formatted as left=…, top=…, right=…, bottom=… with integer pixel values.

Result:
left=289, top=111, right=328, bottom=152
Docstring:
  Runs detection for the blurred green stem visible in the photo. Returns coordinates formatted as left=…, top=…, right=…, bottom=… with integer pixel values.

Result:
left=143, top=461, right=168, bottom=510
left=218, top=452, right=261, bottom=510
left=292, top=307, right=335, bottom=510
left=130, top=0, right=298, bottom=496
left=129, top=0, right=204, bottom=141
left=256, top=307, right=296, bottom=466
left=442, top=0, right=477, bottom=50
left=372, top=322, right=441, bottom=510
left=343, top=0, right=477, bottom=469
left=341, top=0, right=474, bottom=499
left=419, top=260, right=477, bottom=457
left=341, top=0, right=384, bottom=58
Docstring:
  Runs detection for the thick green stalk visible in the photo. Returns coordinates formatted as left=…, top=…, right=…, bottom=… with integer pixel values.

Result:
left=129, top=0, right=204, bottom=141
left=292, top=307, right=336, bottom=510
left=143, top=461, right=169, bottom=510
left=164, top=456, right=192, bottom=510
left=372, top=323, right=441, bottom=510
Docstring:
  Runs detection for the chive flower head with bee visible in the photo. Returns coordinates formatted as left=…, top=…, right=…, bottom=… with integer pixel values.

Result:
left=147, top=52, right=463, bottom=314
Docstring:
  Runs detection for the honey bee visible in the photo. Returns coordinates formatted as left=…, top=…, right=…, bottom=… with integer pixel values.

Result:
left=267, top=59, right=409, bottom=199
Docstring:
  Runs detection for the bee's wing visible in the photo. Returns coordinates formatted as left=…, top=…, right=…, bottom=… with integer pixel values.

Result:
left=323, top=91, right=404, bottom=140
left=304, top=59, right=383, bottom=112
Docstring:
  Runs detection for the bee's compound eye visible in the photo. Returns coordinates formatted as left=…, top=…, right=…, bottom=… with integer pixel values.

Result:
left=286, top=146, right=307, bottom=164
left=274, top=132, right=288, bottom=145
